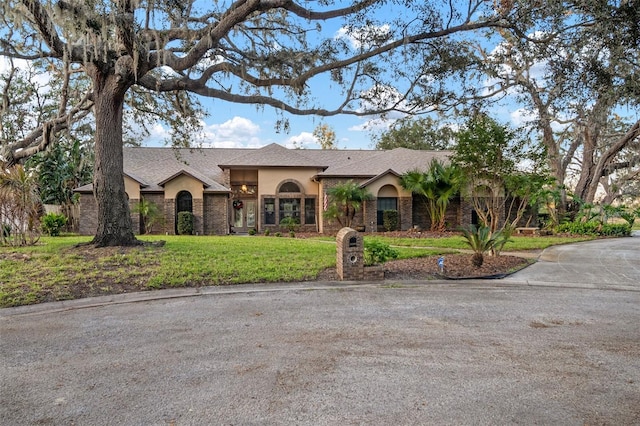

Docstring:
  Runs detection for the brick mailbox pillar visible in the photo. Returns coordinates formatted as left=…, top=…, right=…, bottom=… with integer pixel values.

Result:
left=336, top=227, right=364, bottom=281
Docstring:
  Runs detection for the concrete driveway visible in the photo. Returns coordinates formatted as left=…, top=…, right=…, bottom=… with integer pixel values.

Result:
left=1, top=235, right=639, bottom=425
left=502, top=232, right=640, bottom=290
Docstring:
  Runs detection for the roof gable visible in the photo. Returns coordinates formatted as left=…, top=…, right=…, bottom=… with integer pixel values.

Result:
left=359, top=169, right=402, bottom=188
left=158, top=170, right=211, bottom=187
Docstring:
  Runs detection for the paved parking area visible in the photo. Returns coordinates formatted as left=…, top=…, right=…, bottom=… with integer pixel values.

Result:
left=1, top=234, right=639, bottom=425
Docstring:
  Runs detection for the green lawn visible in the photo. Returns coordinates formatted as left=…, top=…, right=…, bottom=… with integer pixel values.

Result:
left=359, top=234, right=596, bottom=251
left=0, top=233, right=596, bottom=308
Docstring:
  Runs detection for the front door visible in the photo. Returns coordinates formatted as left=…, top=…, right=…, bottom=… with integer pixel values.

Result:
left=232, top=199, right=256, bottom=233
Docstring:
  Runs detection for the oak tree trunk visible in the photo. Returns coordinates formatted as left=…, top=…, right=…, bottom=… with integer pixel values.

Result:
left=89, top=68, right=139, bottom=247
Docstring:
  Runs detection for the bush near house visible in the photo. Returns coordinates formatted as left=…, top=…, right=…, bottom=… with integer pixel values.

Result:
left=41, top=212, right=67, bottom=236
left=177, top=211, right=194, bottom=235
left=383, top=210, right=399, bottom=232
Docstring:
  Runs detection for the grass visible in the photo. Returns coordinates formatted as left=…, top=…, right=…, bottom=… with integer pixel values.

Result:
left=352, top=234, right=595, bottom=251
left=0, top=232, right=597, bottom=308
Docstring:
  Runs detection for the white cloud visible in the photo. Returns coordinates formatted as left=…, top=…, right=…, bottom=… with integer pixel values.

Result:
left=201, top=116, right=264, bottom=148
left=283, top=131, right=316, bottom=149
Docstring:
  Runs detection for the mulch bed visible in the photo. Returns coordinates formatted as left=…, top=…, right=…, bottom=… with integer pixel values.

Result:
left=316, top=254, right=533, bottom=281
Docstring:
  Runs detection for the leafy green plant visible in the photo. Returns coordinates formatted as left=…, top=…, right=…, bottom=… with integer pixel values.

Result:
left=620, top=211, right=636, bottom=227
left=383, top=210, right=399, bottom=232
left=400, top=160, right=461, bottom=232
left=491, top=225, right=513, bottom=256
left=177, top=211, right=194, bottom=235
left=460, top=225, right=503, bottom=267
left=0, top=165, right=42, bottom=246
left=279, top=216, right=299, bottom=233
left=556, top=222, right=631, bottom=237
left=41, top=212, right=67, bottom=236
left=364, top=239, right=399, bottom=266
left=132, top=199, right=163, bottom=234
left=325, top=181, right=374, bottom=228
left=264, top=228, right=271, bottom=236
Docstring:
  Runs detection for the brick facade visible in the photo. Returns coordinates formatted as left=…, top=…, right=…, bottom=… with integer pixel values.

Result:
left=78, top=194, right=98, bottom=235
left=204, top=194, right=229, bottom=235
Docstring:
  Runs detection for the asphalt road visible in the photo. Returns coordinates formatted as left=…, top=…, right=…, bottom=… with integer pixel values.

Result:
left=1, top=234, right=639, bottom=425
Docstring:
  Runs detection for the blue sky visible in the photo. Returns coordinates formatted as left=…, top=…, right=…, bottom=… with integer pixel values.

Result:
left=143, top=96, right=381, bottom=150
left=0, top=1, right=525, bottom=152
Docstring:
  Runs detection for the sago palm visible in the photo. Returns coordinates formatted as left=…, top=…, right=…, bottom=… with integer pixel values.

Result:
left=460, top=225, right=502, bottom=268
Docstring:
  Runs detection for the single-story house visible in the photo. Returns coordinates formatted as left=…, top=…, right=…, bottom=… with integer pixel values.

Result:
left=75, top=144, right=483, bottom=235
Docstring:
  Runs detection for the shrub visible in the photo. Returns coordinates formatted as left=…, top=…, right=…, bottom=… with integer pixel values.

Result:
left=264, top=228, right=271, bottom=236
left=460, top=225, right=503, bottom=267
left=383, top=210, right=399, bottom=232
left=248, top=228, right=256, bottom=235
left=364, top=239, right=399, bottom=266
left=177, top=211, right=194, bottom=235
left=279, top=216, right=299, bottom=232
left=600, top=223, right=631, bottom=237
left=41, top=212, right=67, bottom=236
left=557, top=222, right=631, bottom=237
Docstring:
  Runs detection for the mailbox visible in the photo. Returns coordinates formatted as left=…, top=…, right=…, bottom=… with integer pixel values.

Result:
left=336, top=227, right=364, bottom=280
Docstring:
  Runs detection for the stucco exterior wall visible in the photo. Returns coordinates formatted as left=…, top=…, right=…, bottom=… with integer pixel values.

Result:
left=365, top=176, right=411, bottom=198
left=124, top=176, right=141, bottom=199
left=163, top=175, right=204, bottom=199
left=257, top=168, right=321, bottom=196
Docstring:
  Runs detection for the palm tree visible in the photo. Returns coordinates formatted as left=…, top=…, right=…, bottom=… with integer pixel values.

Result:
left=0, top=165, right=42, bottom=246
left=325, top=180, right=374, bottom=228
left=400, top=160, right=461, bottom=232
left=132, top=199, right=163, bottom=234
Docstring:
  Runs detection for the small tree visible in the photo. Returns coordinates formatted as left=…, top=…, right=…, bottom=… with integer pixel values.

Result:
left=382, top=210, right=399, bottom=232
left=313, top=124, right=338, bottom=150
left=132, top=199, right=163, bottom=234
left=453, top=113, right=545, bottom=234
left=0, top=165, right=42, bottom=246
left=325, top=181, right=373, bottom=228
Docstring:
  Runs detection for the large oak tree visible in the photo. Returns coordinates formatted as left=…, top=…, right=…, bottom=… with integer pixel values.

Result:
left=1, top=0, right=531, bottom=246
left=465, top=0, right=640, bottom=209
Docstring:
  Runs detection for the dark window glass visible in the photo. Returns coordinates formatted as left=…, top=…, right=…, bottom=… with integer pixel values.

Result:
left=377, top=197, right=397, bottom=225
left=279, top=182, right=300, bottom=193
left=304, top=198, right=316, bottom=225
left=279, top=198, right=300, bottom=222
left=177, top=191, right=193, bottom=213
left=264, top=198, right=276, bottom=224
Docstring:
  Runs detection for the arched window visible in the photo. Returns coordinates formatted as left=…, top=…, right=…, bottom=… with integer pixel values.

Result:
left=176, top=191, right=193, bottom=213
left=279, top=181, right=301, bottom=193
left=377, top=184, right=398, bottom=227
left=175, top=191, right=193, bottom=234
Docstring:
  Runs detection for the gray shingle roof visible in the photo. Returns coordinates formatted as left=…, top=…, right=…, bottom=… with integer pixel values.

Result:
left=219, top=143, right=327, bottom=168
left=75, top=145, right=452, bottom=193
